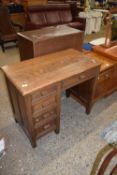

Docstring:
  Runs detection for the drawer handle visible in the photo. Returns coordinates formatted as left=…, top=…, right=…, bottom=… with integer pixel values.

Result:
left=42, top=103, right=48, bottom=108
left=105, top=74, right=110, bottom=78
left=43, top=113, right=49, bottom=119
left=98, top=76, right=100, bottom=80
left=79, top=75, right=85, bottom=80
left=41, top=91, right=46, bottom=96
left=44, top=124, right=50, bottom=130
left=50, top=111, right=54, bottom=115
left=35, top=118, right=39, bottom=122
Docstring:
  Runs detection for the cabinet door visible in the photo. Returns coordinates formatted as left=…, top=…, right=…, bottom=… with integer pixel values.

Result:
left=95, top=66, right=117, bottom=99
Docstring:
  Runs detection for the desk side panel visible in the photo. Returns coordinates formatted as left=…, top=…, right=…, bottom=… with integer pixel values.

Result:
left=5, top=76, right=32, bottom=141
left=18, top=35, right=34, bottom=61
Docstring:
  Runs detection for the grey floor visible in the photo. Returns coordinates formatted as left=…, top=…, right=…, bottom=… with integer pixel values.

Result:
left=0, top=35, right=117, bottom=175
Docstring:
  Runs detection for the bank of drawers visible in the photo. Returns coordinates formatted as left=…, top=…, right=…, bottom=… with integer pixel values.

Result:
left=95, top=66, right=116, bottom=99
left=97, top=67, right=114, bottom=82
left=30, top=84, right=59, bottom=138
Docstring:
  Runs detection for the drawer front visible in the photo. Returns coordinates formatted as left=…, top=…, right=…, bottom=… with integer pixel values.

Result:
left=33, top=109, right=57, bottom=128
left=62, top=68, right=97, bottom=90
left=36, top=119, right=56, bottom=138
left=98, top=68, right=114, bottom=82
left=31, top=85, right=57, bottom=103
left=32, top=93, right=57, bottom=115
left=95, top=67, right=116, bottom=98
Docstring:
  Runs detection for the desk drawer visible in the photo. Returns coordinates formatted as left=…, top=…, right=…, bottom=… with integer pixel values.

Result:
left=98, top=68, right=114, bottom=82
left=31, top=85, right=57, bottom=103
left=33, top=109, right=57, bottom=128
left=32, top=93, right=57, bottom=115
left=62, top=68, right=97, bottom=90
left=36, top=119, right=56, bottom=138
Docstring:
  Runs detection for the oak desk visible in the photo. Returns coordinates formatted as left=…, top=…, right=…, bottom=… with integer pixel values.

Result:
left=2, top=49, right=100, bottom=147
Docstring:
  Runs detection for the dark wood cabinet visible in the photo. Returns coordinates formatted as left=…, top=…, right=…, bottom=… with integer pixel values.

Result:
left=68, top=51, right=117, bottom=105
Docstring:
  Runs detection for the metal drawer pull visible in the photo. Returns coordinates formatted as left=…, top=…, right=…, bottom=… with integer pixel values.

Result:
left=44, top=124, right=50, bottom=130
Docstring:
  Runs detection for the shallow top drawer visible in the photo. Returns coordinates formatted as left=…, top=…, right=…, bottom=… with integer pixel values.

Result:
left=31, top=85, right=57, bottom=102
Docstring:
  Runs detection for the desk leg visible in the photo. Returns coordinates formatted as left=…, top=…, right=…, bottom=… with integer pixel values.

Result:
left=55, top=85, right=61, bottom=134
left=86, top=103, right=93, bottom=115
left=66, top=89, right=71, bottom=97
left=85, top=76, right=98, bottom=114
left=30, top=137, right=37, bottom=148
left=67, top=76, right=98, bottom=114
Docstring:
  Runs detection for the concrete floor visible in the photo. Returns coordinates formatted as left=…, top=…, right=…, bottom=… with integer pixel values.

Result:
left=0, top=34, right=117, bottom=175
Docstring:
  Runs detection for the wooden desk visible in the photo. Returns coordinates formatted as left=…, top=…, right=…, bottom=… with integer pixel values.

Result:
left=18, top=25, right=84, bottom=61
left=2, top=49, right=100, bottom=147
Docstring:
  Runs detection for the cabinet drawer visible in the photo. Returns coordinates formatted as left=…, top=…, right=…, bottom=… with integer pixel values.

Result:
left=36, top=119, right=56, bottom=138
left=33, top=109, right=57, bottom=128
left=31, top=85, right=57, bottom=103
left=98, top=68, right=114, bottom=82
left=62, top=69, right=97, bottom=90
left=32, top=93, right=57, bottom=115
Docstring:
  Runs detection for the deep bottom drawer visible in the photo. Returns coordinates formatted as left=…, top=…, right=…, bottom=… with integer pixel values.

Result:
left=36, top=120, right=56, bottom=138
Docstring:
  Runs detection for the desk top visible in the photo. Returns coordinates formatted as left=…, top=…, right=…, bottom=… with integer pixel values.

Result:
left=2, top=49, right=100, bottom=96
left=18, top=25, right=83, bottom=43
left=84, top=51, right=116, bottom=72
